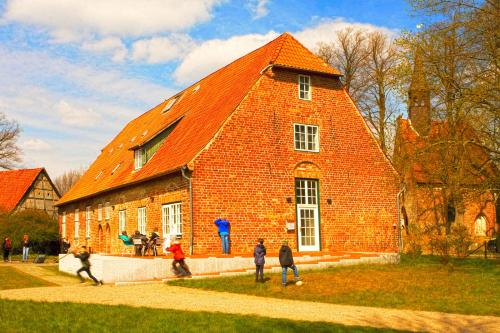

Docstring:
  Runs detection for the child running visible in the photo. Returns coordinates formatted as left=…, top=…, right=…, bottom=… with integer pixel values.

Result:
left=73, top=245, right=103, bottom=286
left=167, top=236, right=192, bottom=277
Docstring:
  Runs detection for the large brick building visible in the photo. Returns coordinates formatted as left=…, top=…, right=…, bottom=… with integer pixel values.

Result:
left=56, top=33, right=400, bottom=255
left=0, top=168, right=60, bottom=217
left=394, top=50, right=498, bottom=247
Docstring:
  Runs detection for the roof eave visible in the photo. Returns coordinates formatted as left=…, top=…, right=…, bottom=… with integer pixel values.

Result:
left=272, top=64, right=343, bottom=77
left=55, top=166, right=184, bottom=207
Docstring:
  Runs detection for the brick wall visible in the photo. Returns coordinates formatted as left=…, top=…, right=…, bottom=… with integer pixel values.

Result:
left=58, top=173, right=189, bottom=254
left=191, top=68, right=400, bottom=254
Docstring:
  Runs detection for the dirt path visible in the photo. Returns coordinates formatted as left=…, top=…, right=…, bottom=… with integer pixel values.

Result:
left=0, top=281, right=498, bottom=333
left=9, top=263, right=80, bottom=286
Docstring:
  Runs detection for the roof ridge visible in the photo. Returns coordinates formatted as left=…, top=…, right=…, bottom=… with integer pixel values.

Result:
left=270, top=32, right=289, bottom=64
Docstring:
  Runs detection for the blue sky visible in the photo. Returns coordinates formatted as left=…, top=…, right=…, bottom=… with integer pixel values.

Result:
left=0, top=0, right=420, bottom=178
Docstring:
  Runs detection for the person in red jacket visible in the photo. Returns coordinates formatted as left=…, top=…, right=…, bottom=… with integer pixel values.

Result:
left=166, top=236, right=191, bottom=276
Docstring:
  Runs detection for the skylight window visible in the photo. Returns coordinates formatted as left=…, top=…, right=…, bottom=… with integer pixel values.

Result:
left=111, top=163, right=121, bottom=174
left=142, top=130, right=148, bottom=137
left=95, top=170, right=103, bottom=180
left=193, top=84, right=200, bottom=92
left=162, top=96, right=179, bottom=113
left=131, top=136, right=137, bottom=142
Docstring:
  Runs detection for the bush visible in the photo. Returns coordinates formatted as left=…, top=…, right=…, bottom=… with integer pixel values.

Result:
left=0, top=210, right=59, bottom=255
left=404, top=224, right=424, bottom=259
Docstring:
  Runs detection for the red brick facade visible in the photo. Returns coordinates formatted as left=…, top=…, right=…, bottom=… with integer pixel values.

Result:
left=57, top=34, right=400, bottom=255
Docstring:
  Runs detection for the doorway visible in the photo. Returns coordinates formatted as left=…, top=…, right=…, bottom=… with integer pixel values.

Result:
left=295, top=179, right=320, bottom=251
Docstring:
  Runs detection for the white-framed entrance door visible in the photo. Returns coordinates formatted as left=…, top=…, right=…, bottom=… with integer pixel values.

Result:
left=161, top=202, right=182, bottom=248
left=295, top=179, right=320, bottom=251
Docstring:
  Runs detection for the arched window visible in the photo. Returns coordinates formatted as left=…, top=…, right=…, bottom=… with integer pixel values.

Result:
left=475, top=215, right=487, bottom=236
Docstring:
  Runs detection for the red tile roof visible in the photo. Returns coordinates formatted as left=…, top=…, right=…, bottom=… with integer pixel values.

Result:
left=57, top=32, right=341, bottom=206
left=0, top=168, right=43, bottom=212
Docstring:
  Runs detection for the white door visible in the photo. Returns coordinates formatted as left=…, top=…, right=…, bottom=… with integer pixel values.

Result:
left=296, top=179, right=320, bottom=251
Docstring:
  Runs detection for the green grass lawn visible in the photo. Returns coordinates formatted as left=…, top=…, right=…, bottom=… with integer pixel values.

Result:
left=168, top=255, right=500, bottom=316
left=0, top=300, right=412, bottom=333
left=0, top=266, right=55, bottom=290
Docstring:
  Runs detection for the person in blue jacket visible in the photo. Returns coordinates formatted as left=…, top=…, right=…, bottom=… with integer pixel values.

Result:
left=214, top=218, right=230, bottom=254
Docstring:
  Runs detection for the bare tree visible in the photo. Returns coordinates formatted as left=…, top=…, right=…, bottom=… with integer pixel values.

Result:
left=317, top=28, right=402, bottom=154
left=361, top=32, right=400, bottom=154
left=54, top=168, right=84, bottom=195
left=0, top=113, right=21, bottom=170
left=317, top=27, right=369, bottom=105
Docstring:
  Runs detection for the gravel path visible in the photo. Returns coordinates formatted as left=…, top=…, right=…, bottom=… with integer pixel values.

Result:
left=1, top=262, right=498, bottom=333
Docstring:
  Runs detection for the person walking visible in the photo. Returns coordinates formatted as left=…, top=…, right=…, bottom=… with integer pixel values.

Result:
left=253, top=238, right=266, bottom=282
left=2, top=237, right=12, bottom=262
left=279, top=240, right=300, bottom=286
left=214, top=218, right=230, bottom=254
left=167, top=236, right=191, bottom=277
left=73, top=245, right=102, bottom=286
left=22, top=234, right=30, bottom=262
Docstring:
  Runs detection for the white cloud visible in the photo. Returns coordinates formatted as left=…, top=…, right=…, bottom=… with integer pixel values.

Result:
left=81, top=37, right=127, bottom=62
left=22, top=138, right=51, bottom=151
left=247, top=0, right=270, bottom=19
left=174, top=31, right=279, bottom=85
left=294, top=18, right=397, bottom=50
left=131, top=34, right=195, bottom=64
left=173, top=19, right=395, bottom=85
left=56, top=100, right=102, bottom=127
left=3, top=0, right=224, bottom=38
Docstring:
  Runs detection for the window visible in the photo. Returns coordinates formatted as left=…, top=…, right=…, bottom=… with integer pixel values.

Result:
left=475, top=215, right=487, bottom=236
left=138, top=207, right=147, bottom=234
left=294, top=124, right=319, bottom=152
left=95, top=170, right=103, bottom=180
left=162, top=203, right=182, bottom=238
left=298, top=75, right=311, bottom=100
left=111, top=163, right=121, bottom=174
left=74, top=209, right=79, bottom=240
left=134, top=149, right=143, bottom=170
left=61, top=212, right=66, bottom=238
left=86, top=206, right=91, bottom=239
left=119, top=210, right=126, bottom=233
left=295, top=179, right=318, bottom=205
left=162, top=96, right=179, bottom=113
left=105, top=202, right=111, bottom=220
left=97, top=204, right=103, bottom=222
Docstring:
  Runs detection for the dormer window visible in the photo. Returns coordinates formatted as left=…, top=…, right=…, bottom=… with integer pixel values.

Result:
left=298, top=75, right=311, bottom=100
left=162, top=96, right=179, bottom=113
left=134, top=149, right=143, bottom=170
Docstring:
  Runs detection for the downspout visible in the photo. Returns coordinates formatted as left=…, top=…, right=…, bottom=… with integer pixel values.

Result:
left=181, top=166, right=194, bottom=255
left=396, top=187, right=405, bottom=253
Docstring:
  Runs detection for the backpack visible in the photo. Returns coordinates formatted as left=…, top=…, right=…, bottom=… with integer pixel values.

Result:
left=5, top=239, right=11, bottom=249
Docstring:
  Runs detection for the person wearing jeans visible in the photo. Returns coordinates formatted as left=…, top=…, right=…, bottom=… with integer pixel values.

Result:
left=279, top=240, right=300, bottom=286
left=22, top=234, right=30, bottom=262
left=214, top=218, right=230, bottom=254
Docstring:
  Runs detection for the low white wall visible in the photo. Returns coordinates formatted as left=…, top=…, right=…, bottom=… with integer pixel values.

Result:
left=59, top=252, right=399, bottom=283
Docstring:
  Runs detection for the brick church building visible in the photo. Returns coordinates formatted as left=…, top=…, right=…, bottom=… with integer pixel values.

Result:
left=56, top=33, right=400, bottom=255
left=394, top=50, right=498, bottom=247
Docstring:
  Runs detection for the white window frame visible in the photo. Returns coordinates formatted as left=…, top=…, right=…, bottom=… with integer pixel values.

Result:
left=97, top=204, right=102, bottom=222
left=74, top=209, right=79, bottom=240
left=118, top=210, right=126, bottom=233
left=162, top=96, right=179, bottom=113
left=134, top=149, right=143, bottom=170
left=105, top=202, right=111, bottom=220
left=85, top=206, right=91, bottom=239
left=298, top=75, right=311, bottom=100
left=61, top=212, right=66, bottom=238
left=162, top=203, right=182, bottom=238
left=475, top=216, right=487, bottom=236
left=138, top=207, right=147, bottom=234
left=294, top=123, right=319, bottom=152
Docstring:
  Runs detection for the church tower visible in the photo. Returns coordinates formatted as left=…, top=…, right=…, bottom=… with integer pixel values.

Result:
left=408, top=48, right=431, bottom=135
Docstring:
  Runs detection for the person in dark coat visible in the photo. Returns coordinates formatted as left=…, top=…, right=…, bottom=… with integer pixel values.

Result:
left=73, top=245, right=102, bottom=286
left=132, top=230, right=143, bottom=256
left=278, top=240, right=300, bottom=286
left=253, top=238, right=266, bottom=282
left=2, top=237, right=12, bottom=262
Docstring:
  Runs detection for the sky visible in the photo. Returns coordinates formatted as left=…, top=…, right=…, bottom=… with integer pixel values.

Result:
left=0, top=0, right=420, bottom=179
